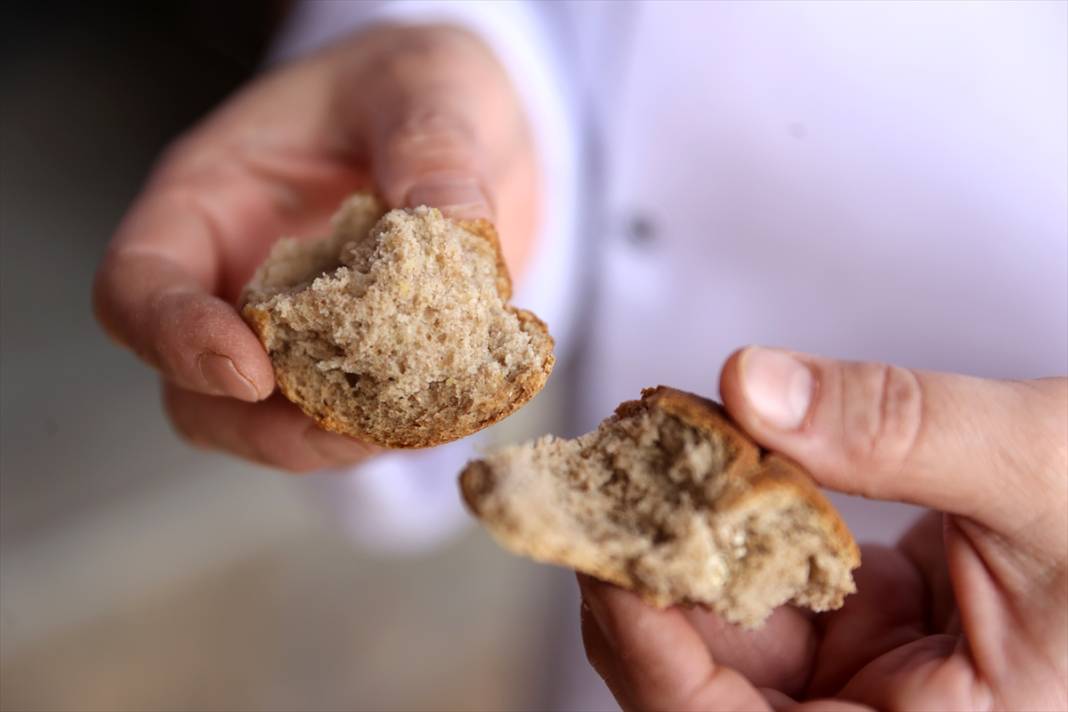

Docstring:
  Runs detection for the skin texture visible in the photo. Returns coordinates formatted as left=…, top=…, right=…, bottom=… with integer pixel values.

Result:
left=92, top=26, right=539, bottom=471
left=579, top=346, right=1068, bottom=711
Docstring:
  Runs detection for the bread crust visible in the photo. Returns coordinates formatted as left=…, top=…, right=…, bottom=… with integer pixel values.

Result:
left=640, top=387, right=860, bottom=568
left=241, top=200, right=554, bottom=449
left=457, top=218, right=513, bottom=301
left=460, top=386, right=860, bottom=613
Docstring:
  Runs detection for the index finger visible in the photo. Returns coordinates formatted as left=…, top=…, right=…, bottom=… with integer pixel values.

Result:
left=93, top=180, right=274, bottom=400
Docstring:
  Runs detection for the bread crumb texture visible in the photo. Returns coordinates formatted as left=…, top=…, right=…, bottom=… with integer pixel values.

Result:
left=460, top=386, right=860, bottom=628
left=241, top=193, right=554, bottom=448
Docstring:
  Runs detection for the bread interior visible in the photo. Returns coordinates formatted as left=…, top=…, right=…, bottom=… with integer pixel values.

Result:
left=243, top=196, right=550, bottom=446
left=463, top=403, right=856, bottom=627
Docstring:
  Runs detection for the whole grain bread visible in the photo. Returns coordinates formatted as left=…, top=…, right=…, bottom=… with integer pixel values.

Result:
left=460, top=386, right=860, bottom=628
left=241, top=193, right=554, bottom=448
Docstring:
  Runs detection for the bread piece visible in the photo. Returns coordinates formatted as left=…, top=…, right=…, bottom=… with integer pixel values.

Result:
left=241, top=193, right=555, bottom=448
left=460, top=386, right=860, bottom=628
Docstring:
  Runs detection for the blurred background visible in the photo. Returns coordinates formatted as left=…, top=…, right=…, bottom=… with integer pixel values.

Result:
left=1, top=4, right=578, bottom=710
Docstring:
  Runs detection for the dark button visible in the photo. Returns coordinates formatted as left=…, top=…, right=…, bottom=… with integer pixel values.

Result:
left=625, top=213, right=657, bottom=247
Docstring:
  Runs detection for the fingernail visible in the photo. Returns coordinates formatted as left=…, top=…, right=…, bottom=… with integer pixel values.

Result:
left=198, top=352, right=260, bottom=401
left=406, top=174, right=492, bottom=220
left=741, top=347, right=814, bottom=430
left=577, top=575, right=617, bottom=647
left=305, top=426, right=375, bottom=463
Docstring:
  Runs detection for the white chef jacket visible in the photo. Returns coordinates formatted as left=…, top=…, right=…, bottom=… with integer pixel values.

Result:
left=272, top=1, right=1068, bottom=553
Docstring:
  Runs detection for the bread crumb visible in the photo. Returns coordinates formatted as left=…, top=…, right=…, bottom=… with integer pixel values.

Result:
left=241, top=193, right=554, bottom=448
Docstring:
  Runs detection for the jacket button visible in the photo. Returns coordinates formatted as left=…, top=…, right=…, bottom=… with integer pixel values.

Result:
left=625, top=214, right=657, bottom=247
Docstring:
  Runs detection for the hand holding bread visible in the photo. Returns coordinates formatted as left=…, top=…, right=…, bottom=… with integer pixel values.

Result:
left=92, top=25, right=538, bottom=470
left=241, top=194, right=552, bottom=448
left=573, top=348, right=1068, bottom=711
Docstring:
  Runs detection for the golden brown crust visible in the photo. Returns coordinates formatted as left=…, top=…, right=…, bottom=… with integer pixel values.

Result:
left=241, top=304, right=271, bottom=345
left=642, top=386, right=860, bottom=568
left=637, top=387, right=762, bottom=477
left=241, top=209, right=553, bottom=450
left=246, top=310, right=553, bottom=449
left=457, top=218, right=512, bottom=301
left=742, top=454, right=861, bottom=568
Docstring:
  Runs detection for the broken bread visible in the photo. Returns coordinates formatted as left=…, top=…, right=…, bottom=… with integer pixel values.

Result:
left=241, top=193, right=554, bottom=448
left=460, top=386, right=860, bottom=628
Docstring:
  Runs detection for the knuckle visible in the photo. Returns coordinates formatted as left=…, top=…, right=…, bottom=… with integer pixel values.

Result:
left=841, top=362, right=925, bottom=473
left=384, top=110, right=476, bottom=161
left=677, top=667, right=749, bottom=712
left=149, top=132, right=217, bottom=187
left=362, top=26, right=483, bottom=86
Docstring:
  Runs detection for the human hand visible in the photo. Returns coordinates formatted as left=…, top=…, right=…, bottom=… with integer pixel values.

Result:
left=580, top=346, right=1067, bottom=710
left=93, top=25, right=538, bottom=471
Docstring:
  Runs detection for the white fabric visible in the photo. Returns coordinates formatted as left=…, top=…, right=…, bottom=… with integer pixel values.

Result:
left=573, top=0, right=1068, bottom=545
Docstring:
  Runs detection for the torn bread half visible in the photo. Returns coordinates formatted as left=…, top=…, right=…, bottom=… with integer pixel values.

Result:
left=241, top=193, right=554, bottom=448
left=460, top=386, right=860, bottom=628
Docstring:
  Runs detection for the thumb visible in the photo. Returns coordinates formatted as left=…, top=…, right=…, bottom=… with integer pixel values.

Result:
left=348, top=26, right=538, bottom=274
left=371, top=107, right=493, bottom=221
left=578, top=575, right=773, bottom=712
left=356, top=28, right=511, bottom=221
left=719, top=346, right=1066, bottom=529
